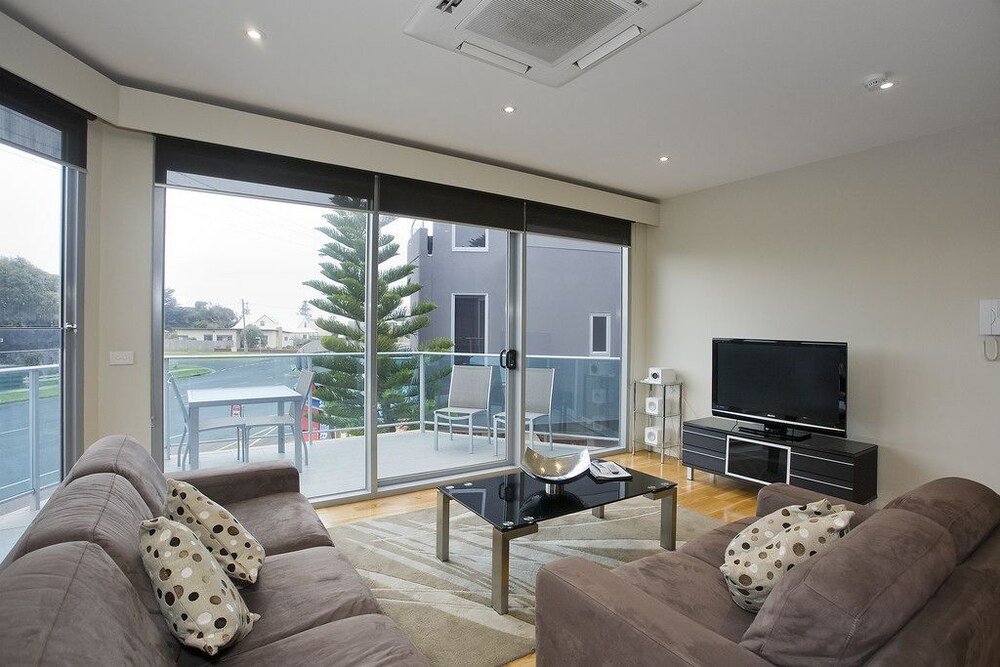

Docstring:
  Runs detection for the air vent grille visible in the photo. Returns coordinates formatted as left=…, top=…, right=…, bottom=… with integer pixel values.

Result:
left=464, top=0, right=630, bottom=64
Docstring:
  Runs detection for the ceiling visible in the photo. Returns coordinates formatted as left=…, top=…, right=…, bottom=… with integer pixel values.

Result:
left=2, top=0, right=999, bottom=201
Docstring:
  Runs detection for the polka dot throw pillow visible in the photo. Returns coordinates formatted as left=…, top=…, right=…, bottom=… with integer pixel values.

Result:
left=720, top=509, right=854, bottom=613
left=139, top=517, right=260, bottom=655
left=727, top=499, right=846, bottom=555
left=165, top=479, right=265, bottom=583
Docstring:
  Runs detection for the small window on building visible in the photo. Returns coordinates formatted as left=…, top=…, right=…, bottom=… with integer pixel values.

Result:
left=452, top=224, right=488, bottom=252
left=454, top=294, right=487, bottom=354
left=203, top=334, right=213, bottom=341
left=590, top=314, right=610, bottom=355
left=217, top=334, right=233, bottom=342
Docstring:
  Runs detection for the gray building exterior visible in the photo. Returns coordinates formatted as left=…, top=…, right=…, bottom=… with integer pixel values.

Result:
left=406, top=223, right=624, bottom=359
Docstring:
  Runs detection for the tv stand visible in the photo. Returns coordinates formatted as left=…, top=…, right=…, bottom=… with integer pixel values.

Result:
left=682, top=417, right=878, bottom=503
left=737, top=423, right=812, bottom=442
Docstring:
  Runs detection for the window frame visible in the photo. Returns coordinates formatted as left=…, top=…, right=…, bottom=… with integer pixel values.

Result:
left=589, top=313, right=611, bottom=356
left=451, top=292, right=489, bottom=354
left=451, top=225, right=489, bottom=253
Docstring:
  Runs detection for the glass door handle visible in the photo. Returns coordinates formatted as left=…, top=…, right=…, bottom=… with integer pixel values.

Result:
left=499, top=349, right=518, bottom=370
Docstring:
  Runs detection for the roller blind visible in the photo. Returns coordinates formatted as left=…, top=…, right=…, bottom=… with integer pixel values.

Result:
left=0, top=68, right=91, bottom=168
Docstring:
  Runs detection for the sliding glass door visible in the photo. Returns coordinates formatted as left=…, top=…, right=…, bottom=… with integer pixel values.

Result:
left=523, top=234, right=628, bottom=455
left=0, top=121, right=82, bottom=516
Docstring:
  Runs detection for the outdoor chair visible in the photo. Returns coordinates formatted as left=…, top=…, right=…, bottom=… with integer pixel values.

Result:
left=492, top=367, right=555, bottom=455
left=242, top=369, right=313, bottom=464
left=168, top=375, right=247, bottom=470
left=434, top=365, right=493, bottom=453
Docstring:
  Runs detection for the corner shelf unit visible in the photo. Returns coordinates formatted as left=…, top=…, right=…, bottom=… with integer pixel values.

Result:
left=631, top=380, right=683, bottom=463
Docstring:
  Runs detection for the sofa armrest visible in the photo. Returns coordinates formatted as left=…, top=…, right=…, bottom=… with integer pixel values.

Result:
left=756, top=483, right=876, bottom=523
left=171, top=460, right=299, bottom=505
left=536, top=557, right=770, bottom=667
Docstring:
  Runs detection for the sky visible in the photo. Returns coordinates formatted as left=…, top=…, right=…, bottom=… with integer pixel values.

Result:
left=0, top=142, right=64, bottom=275
left=165, top=188, right=419, bottom=332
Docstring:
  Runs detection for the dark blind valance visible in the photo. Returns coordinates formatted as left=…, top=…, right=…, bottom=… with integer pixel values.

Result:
left=378, top=174, right=525, bottom=232
left=155, top=136, right=374, bottom=210
left=526, top=202, right=632, bottom=247
left=0, top=68, right=91, bottom=168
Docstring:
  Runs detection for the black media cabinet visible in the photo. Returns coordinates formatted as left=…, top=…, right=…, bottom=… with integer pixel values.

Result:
left=682, top=417, right=878, bottom=504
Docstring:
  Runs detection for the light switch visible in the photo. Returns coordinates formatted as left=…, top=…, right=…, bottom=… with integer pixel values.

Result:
left=109, top=350, right=134, bottom=365
left=981, top=300, right=1000, bottom=336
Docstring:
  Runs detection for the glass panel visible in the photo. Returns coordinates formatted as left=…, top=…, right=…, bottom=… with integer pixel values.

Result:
left=0, top=142, right=65, bottom=521
left=525, top=234, right=625, bottom=453
left=451, top=224, right=489, bottom=251
left=377, top=218, right=507, bottom=483
left=161, top=187, right=369, bottom=499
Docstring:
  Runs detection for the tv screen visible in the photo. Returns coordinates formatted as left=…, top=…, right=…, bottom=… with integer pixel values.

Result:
left=712, top=339, right=847, bottom=437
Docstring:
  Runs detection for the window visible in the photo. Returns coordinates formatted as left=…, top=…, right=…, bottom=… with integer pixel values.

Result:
left=452, top=224, right=488, bottom=252
left=590, top=314, right=610, bottom=355
left=453, top=294, right=487, bottom=354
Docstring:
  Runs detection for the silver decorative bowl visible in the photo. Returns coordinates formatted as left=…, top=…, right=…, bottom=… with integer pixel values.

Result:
left=520, top=447, right=591, bottom=494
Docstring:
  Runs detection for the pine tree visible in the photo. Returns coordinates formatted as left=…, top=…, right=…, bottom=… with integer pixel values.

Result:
left=305, top=210, right=452, bottom=430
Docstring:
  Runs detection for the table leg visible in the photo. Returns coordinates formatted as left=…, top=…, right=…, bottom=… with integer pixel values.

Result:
left=188, top=407, right=200, bottom=469
left=293, top=406, right=304, bottom=472
left=592, top=506, right=605, bottom=519
left=686, top=467, right=694, bottom=481
left=660, top=487, right=677, bottom=550
left=276, top=401, right=286, bottom=453
left=491, top=524, right=538, bottom=614
left=436, top=491, right=450, bottom=562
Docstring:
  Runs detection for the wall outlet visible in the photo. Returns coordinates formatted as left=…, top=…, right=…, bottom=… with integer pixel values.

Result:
left=109, top=350, right=134, bottom=365
left=981, top=300, right=1000, bottom=335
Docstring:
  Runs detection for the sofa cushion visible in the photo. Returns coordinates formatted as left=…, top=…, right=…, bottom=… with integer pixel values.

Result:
left=212, top=546, right=383, bottom=658
left=63, top=434, right=167, bottom=515
left=727, top=499, right=846, bottom=557
left=0, top=541, right=177, bottom=666
left=166, top=479, right=266, bottom=583
left=1, top=472, right=160, bottom=611
left=884, top=476, right=1000, bottom=562
left=225, top=492, right=333, bottom=555
left=722, top=510, right=854, bottom=613
left=216, top=615, right=429, bottom=666
left=680, top=516, right=754, bottom=567
left=140, top=517, right=259, bottom=656
left=741, top=509, right=957, bottom=666
left=613, top=550, right=755, bottom=642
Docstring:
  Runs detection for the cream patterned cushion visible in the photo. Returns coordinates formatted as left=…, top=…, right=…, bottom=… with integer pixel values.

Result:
left=139, top=517, right=259, bottom=655
left=721, top=509, right=854, bottom=612
left=727, top=498, right=846, bottom=556
left=166, top=479, right=265, bottom=583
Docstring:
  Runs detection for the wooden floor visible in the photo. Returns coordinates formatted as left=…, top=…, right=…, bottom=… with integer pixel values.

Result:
left=315, top=450, right=760, bottom=667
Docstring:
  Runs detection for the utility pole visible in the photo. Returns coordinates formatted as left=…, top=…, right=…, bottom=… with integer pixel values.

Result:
left=241, top=299, right=250, bottom=352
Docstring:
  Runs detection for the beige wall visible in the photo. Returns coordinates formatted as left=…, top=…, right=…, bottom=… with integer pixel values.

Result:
left=645, top=118, right=1000, bottom=500
left=83, top=122, right=155, bottom=446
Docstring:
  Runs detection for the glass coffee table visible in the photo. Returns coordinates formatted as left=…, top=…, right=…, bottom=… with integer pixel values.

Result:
left=436, top=466, right=677, bottom=614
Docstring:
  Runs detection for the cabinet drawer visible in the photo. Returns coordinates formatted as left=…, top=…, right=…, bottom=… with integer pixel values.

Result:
left=789, top=473, right=855, bottom=501
left=682, top=429, right=726, bottom=455
left=791, top=452, right=855, bottom=484
left=683, top=448, right=725, bottom=474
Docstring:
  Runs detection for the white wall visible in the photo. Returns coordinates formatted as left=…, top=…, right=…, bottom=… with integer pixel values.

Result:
left=646, top=118, right=1000, bottom=500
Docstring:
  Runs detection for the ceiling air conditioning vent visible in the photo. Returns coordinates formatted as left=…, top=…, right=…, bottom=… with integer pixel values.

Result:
left=405, top=0, right=701, bottom=87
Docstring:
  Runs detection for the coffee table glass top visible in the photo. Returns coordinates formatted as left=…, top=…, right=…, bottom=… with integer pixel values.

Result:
left=439, top=466, right=676, bottom=532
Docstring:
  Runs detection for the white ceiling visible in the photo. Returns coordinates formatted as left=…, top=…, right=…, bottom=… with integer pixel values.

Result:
left=2, top=0, right=999, bottom=201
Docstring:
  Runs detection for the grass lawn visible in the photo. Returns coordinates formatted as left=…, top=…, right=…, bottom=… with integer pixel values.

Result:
left=169, top=365, right=214, bottom=379
left=0, top=381, right=60, bottom=405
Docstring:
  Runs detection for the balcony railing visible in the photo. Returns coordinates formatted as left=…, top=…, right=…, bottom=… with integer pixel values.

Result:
left=0, top=363, right=61, bottom=508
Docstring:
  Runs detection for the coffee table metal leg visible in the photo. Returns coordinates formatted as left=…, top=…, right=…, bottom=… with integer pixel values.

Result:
left=592, top=506, right=605, bottom=519
left=644, top=485, right=677, bottom=551
left=491, top=524, right=538, bottom=614
left=436, top=491, right=450, bottom=562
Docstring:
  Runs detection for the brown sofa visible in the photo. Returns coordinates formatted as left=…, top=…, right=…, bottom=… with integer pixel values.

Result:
left=536, top=478, right=1000, bottom=666
left=0, top=435, right=428, bottom=666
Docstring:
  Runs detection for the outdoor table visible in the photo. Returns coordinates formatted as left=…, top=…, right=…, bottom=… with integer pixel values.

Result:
left=186, top=385, right=303, bottom=470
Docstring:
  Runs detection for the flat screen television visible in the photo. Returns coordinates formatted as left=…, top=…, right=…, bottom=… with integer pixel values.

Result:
left=712, top=339, right=847, bottom=440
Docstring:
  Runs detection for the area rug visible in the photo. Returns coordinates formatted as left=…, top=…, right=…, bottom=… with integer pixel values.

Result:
left=328, top=498, right=723, bottom=667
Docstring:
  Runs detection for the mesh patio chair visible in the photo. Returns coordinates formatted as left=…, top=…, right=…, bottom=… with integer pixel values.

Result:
left=492, top=367, right=555, bottom=455
left=434, top=365, right=493, bottom=453
left=242, top=370, right=314, bottom=464
left=168, top=375, right=247, bottom=470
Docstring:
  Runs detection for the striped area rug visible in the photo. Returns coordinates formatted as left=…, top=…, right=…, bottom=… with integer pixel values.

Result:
left=328, top=498, right=722, bottom=667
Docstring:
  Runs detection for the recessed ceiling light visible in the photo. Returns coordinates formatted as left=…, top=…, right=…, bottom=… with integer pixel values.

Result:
left=659, top=156, right=670, bottom=163
left=879, top=81, right=895, bottom=90
left=246, top=28, right=263, bottom=40
left=502, top=105, right=516, bottom=114
left=865, top=74, right=896, bottom=91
